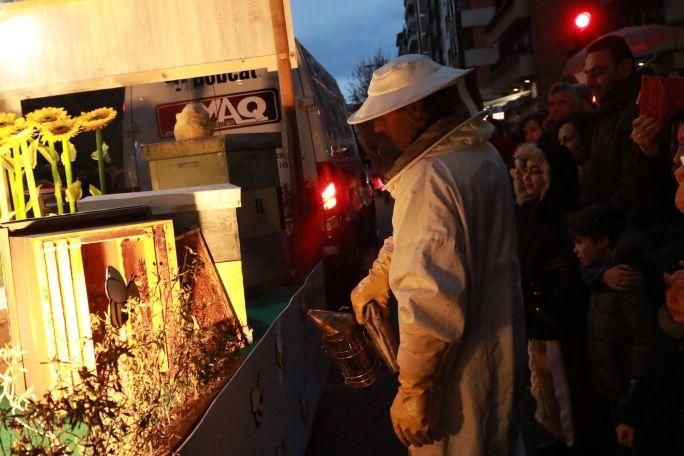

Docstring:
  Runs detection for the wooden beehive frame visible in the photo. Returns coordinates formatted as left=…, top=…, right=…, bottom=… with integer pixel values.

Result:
left=0, top=219, right=178, bottom=395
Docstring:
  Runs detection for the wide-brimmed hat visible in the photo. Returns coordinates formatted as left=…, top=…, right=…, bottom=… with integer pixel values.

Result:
left=348, top=54, right=475, bottom=125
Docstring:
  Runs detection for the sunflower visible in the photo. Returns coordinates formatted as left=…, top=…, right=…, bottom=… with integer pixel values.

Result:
left=0, top=113, right=16, bottom=138
left=78, top=107, right=117, bottom=131
left=39, top=117, right=80, bottom=143
left=26, top=107, right=68, bottom=127
left=4, top=118, right=34, bottom=146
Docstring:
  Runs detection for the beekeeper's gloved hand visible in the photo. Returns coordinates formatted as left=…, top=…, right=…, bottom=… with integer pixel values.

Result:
left=391, top=325, right=448, bottom=447
left=351, top=236, right=394, bottom=324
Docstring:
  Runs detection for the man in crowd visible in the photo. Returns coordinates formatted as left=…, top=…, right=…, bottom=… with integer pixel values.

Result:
left=347, top=54, right=526, bottom=454
left=545, top=82, right=582, bottom=129
left=581, top=34, right=674, bottom=223
left=581, top=34, right=678, bottom=293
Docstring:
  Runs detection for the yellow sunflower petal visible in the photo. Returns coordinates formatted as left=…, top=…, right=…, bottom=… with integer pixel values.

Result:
left=0, top=112, right=16, bottom=129
left=4, top=118, right=34, bottom=146
left=78, top=107, right=117, bottom=131
left=26, top=107, right=68, bottom=126
left=39, top=117, right=80, bottom=143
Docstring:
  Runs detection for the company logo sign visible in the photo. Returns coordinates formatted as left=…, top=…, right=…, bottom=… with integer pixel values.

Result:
left=155, top=89, right=280, bottom=139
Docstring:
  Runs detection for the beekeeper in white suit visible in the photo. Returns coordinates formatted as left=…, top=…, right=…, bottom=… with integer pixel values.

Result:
left=349, top=54, right=526, bottom=455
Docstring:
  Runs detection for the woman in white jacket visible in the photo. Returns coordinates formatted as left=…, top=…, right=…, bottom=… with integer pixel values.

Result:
left=348, top=54, right=527, bottom=456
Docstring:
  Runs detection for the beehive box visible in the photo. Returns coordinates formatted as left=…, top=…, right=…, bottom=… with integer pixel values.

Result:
left=142, top=136, right=231, bottom=191
left=79, top=184, right=247, bottom=327
left=142, top=134, right=289, bottom=291
left=0, top=208, right=178, bottom=396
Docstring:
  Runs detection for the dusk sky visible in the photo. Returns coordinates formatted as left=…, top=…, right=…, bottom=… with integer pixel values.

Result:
left=290, top=0, right=404, bottom=101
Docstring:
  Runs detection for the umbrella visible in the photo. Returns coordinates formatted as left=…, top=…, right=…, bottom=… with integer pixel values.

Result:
left=563, top=24, right=683, bottom=82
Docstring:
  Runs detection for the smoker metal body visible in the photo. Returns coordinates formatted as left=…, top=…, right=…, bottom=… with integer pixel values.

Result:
left=323, top=325, right=381, bottom=388
left=307, top=308, right=381, bottom=388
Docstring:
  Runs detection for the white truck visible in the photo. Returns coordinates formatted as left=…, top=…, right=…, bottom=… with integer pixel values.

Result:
left=122, top=41, right=377, bottom=299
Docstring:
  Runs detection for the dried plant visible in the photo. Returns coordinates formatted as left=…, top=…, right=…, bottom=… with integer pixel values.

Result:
left=0, top=246, right=243, bottom=455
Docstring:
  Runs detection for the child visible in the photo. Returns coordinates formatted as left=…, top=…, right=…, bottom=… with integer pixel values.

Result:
left=568, top=204, right=656, bottom=451
left=512, top=143, right=587, bottom=452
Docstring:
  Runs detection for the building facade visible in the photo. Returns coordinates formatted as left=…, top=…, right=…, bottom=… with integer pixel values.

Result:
left=397, top=0, right=684, bottom=115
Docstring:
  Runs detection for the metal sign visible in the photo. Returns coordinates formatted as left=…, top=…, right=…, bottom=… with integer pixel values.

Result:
left=155, top=89, right=281, bottom=139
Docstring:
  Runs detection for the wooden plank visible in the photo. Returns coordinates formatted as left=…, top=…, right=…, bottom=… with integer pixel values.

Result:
left=0, top=206, right=150, bottom=235
left=142, top=136, right=227, bottom=162
left=0, top=228, right=25, bottom=387
left=44, top=240, right=75, bottom=385
left=55, top=240, right=85, bottom=375
left=215, top=261, right=247, bottom=328
left=175, top=229, right=245, bottom=346
left=12, top=236, right=59, bottom=393
left=0, top=0, right=297, bottom=109
left=67, top=238, right=96, bottom=371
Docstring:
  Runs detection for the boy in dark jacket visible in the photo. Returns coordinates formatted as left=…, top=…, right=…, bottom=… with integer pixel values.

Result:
left=568, top=205, right=656, bottom=450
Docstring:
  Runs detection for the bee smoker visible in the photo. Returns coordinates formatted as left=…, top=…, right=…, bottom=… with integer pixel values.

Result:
left=307, top=309, right=381, bottom=388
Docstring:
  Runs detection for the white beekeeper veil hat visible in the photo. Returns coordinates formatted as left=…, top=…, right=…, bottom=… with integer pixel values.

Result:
left=348, top=54, right=479, bottom=125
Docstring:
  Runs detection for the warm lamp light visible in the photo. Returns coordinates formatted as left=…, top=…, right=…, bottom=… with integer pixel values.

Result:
left=0, top=15, right=42, bottom=73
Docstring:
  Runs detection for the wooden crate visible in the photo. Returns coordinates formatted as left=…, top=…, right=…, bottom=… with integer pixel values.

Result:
left=79, top=184, right=247, bottom=327
left=142, top=135, right=290, bottom=291
left=0, top=211, right=178, bottom=396
left=142, top=137, right=231, bottom=191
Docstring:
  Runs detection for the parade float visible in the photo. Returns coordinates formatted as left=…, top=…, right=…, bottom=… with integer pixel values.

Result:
left=0, top=0, right=376, bottom=453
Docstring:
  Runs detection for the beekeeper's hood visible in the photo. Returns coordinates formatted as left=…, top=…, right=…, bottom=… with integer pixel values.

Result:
left=348, top=54, right=484, bottom=179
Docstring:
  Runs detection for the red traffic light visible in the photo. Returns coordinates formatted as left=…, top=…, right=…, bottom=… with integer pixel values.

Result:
left=574, top=12, right=591, bottom=30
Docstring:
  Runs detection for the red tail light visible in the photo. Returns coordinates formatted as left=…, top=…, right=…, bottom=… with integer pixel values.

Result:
left=322, top=182, right=337, bottom=210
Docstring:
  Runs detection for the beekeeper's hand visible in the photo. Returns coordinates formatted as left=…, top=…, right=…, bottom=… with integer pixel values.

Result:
left=391, top=326, right=448, bottom=448
left=390, top=382, right=431, bottom=447
left=351, top=236, right=394, bottom=324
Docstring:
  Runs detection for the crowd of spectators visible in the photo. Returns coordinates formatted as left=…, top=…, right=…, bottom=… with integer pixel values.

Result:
left=492, top=35, right=684, bottom=455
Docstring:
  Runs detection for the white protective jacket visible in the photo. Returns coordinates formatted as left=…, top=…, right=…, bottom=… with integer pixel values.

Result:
left=384, top=118, right=526, bottom=456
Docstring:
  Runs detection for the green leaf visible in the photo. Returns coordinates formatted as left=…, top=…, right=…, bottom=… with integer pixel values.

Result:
left=60, top=142, right=77, bottom=164
left=69, top=143, right=77, bottom=162
left=65, top=179, right=82, bottom=203
left=89, top=184, right=101, bottom=196
left=90, top=142, right=111, bottom=164
left=27, top=141, right=38, bottom=168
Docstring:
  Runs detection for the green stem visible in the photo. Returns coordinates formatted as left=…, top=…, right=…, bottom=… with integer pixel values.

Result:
left=48, top=141, right=64, bottom=215
left=62, top=139, right=75, bottom=213
left=50, top=161, right=64, bottom=215
left=21, top=140, right=41, bottom=218
left=11, top=145, right=25, bottom=220
left=96, top=129, right=106, bottom=194
left=6, top=169, right=18, bottom=220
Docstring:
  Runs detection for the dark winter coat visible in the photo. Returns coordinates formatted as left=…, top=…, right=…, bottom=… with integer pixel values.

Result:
left=580, top=74, right=676, bottom=225
left=619, top=307, right=684, bottom=455
left=586, top=282, right=655, bottom=403
left=514, top=142, right=586, bottom=340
